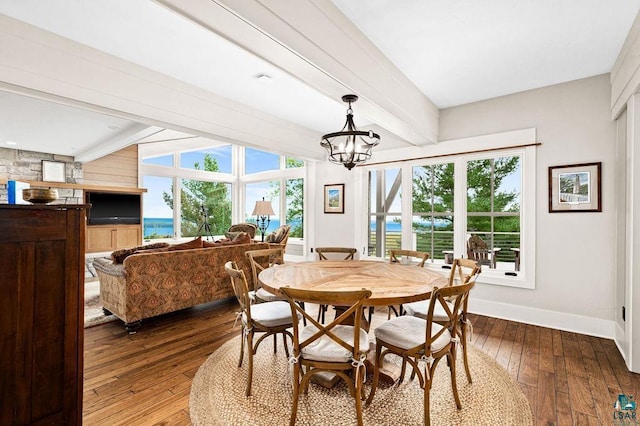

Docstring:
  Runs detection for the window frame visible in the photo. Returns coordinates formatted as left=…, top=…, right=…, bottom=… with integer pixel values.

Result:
left=140, top=143, right=307, bottom=247
left=359, top=133, right=536, bottom=290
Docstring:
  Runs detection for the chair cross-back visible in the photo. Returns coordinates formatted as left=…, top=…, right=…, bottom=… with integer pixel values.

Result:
left=386, top=249, right=430, bottom=319
left=403, top=258, right=481, bottom=383
left=224, top=261, right=299, bottom=397
left=315, top=246, right=357, bottom=261
left=314, top=247, right=358, bottom=323
left=280, top=287, right=372, bottom=426
left=246, top=247, right=285, bottom=303
left=246, top=247, right=306, bottom=325
left=367, top=281, right=476, bottom=426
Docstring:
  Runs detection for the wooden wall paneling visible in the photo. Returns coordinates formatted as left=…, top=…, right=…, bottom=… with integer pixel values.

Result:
left=83, top=145, right=139, bottom=188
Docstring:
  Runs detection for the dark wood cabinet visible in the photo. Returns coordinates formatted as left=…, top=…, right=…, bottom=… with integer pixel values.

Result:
left=0, top=204, right=87, bottom=425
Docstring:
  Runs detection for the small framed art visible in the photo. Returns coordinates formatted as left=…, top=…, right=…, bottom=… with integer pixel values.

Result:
left=42, top=160, right=66, bottom=183
left=324, top=183, right=344, bottom=214
left=548, top=162, right=601, bottom=213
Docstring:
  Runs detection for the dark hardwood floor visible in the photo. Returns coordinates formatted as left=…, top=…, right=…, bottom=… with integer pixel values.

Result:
left=83, top=301, right=639, bottom=425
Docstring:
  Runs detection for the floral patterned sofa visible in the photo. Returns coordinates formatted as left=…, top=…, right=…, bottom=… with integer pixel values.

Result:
left=92, top=239, right=269, bottom=332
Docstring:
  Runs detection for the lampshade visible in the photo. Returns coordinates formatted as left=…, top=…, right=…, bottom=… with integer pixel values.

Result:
left=320, top=94, right=380, bottom=170
left=252, top=199, right=275, bottom=216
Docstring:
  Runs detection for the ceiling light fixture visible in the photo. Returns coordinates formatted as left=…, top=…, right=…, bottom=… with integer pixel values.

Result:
left=320, top=94, right=380, bottom=170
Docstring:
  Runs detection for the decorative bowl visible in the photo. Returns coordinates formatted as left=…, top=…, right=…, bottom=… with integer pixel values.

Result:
left=22, top=188, right=58, bottom=204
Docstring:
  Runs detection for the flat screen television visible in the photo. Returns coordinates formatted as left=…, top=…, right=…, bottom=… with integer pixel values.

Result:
left=86, top=192, right=141, bottom=225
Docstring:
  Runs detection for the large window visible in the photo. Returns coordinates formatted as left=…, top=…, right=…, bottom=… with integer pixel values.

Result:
left=180, top=179, right=232, bottom=238
left=140, top=143, right=306, bottom=248
left=245, top=148, right=280, bottom=174
left=466, top=156, right=521, bottom=270
left=142, top=175, right=174, bottom=239
left=285, top=178, right=304, bottom=238
left=364, top=143, right=534, bottom=289
left=246, top=181, right=280, bottom=240
left=412, top=163, right=455, bottom=262
left=180, top=145, right=232, bottom=174
left=368, top=168, right=402, bottom=257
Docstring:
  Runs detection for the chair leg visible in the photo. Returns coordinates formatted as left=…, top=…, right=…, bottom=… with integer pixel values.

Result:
left=316, top=304, right=327, bottom=323
left=354, top=371, right=365, bottom=426
left=365, top=343, right=383, bottom=405
left=246, top=330, right=255, bottom=397
left=298, top=301, right=307, bottom=326
left=424, top=374, right=432, bottom=426
left=448, top=351, right=462, bottom=409
left=282, top=332, right=290, bottom=358
left=460, top=325, right=472, bottom=384
left=289, top=362, right=301, bottom=426
left=238, top=327, right=245, bottom=368
left=273, top=333, right=277, bottom=354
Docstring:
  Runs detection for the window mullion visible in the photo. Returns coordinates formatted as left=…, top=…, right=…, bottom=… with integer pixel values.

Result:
left=454, top=157, right=466, bottom=259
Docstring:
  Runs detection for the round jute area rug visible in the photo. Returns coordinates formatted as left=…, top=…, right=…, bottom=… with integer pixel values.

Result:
left=190, top=335, right=533, bottom=426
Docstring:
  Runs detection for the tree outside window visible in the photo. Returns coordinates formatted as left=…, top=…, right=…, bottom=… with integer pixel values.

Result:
left=466, top=156, right=521, bottom=268
left=163, top=154, right=232, bottom=238
left=412, top=163, right=454, bottom=261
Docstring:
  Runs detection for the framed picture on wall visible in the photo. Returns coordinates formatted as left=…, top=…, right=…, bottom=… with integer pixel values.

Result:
left=548, top=162, right=601, bottom=212
left=42, top=160, right=66, bottom=183
left=324, top=183, right=344, bottom=214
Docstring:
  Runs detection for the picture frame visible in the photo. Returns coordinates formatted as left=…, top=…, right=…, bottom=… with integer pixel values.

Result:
left=42, top=160, right=66, bottom=183
left=548, top=162, right=601, bottom=213
left=324, top=183, right=344, bottom=214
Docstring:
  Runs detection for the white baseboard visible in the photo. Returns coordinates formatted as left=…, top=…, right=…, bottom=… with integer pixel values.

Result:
left=470, top=298, right=616, bottom=339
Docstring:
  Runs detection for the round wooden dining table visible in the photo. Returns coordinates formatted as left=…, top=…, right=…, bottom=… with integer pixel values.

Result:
left=259, top=260, right=450, bottom=386
left=258, top=260, right=449, bottom=307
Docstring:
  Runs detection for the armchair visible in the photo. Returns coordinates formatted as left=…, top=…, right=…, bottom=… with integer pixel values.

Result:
left=226, top=223, right=257, bottom=240
left=466, top=234, right=500, bottom=268
left=265, top=224, right=291, bottom=252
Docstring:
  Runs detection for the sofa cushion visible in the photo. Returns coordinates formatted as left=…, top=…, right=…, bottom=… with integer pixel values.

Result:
left=202, top=239, right=220, bottom=248
left=167, top=237, right=203, bottom=251
left=111, top=242, right=171, bottom=264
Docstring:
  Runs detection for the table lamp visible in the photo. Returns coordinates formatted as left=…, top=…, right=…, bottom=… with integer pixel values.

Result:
left=252, top=197, right=275, bottom=242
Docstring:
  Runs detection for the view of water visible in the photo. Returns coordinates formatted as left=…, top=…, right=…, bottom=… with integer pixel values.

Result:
left=143, top=217, right=403, bottom=238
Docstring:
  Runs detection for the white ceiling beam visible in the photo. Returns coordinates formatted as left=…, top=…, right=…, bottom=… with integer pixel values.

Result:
left=155, top=0, right=439, bottom=146
left=74, top=124, right=163, bottom=163
left=0, top=14, right=325, bottom=161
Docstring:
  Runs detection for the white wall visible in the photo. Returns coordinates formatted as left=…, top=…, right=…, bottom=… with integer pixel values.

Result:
left=315, top=74, right=618, bottom=337
left=437, top=74, right=617, bottom=336
left=311, top=162, right=363, bottom=258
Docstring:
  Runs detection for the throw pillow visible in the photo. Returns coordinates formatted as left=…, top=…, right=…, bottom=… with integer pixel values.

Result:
left=265, top=231, right=277, bottom=243
left=224, top=231, right=243, bottom=240
left=232, top=232, right=251, bottom=245
left=167, top=236, right=203, bottom=251
left=111, top=242, right=170, bottom=264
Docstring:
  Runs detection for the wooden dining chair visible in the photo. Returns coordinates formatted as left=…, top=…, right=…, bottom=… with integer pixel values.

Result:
left=246, top=247, right=286, bottom=303
left=366, top=281, right=476, bottom=426
left=403, top=258, right=481, bottom=383
left=246, top=247, right=306, bottom=325
left=224, top=261, right=300, bottom=397
left=314, top=247, right=358, bottom=323
left=315, top=246, right=357, bottom=261
left=279, top=287, right=372, bottom=426
left=386, top=249, right=430, bottom=319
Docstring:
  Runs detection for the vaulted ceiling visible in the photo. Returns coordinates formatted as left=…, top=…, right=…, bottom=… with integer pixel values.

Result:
left=0, top=0, right=637, bottom=162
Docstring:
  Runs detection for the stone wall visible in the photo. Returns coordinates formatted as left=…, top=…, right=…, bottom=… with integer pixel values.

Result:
left=0, top=147, right=84, bottom=204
